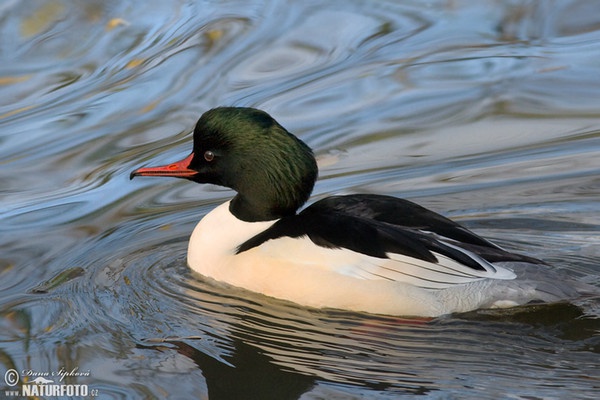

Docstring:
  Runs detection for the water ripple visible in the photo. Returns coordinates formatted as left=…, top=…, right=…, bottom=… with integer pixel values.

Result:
left=2, top=0, right=600, bottom=398
left=65, top=236, right=598, bottom=398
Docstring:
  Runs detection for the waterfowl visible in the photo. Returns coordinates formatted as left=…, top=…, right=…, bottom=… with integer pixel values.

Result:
left=131, top=107, right=584, bottom=317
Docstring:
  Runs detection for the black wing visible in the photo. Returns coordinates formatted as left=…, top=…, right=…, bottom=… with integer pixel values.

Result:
left=237, top=194, right=544, bottom=268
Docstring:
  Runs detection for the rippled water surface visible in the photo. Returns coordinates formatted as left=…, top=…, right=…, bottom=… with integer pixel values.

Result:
left=2, top=1, right=600, bottom=398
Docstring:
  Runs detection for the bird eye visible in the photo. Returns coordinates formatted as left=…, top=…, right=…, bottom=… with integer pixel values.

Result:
left=204, top=150, right=215, bottom=162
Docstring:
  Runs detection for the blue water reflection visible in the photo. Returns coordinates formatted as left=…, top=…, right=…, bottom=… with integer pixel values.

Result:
left=1, top=1, right=599, bottom=398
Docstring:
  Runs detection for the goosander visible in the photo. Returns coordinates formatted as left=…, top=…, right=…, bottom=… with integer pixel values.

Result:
left=131, top=107, right=585, bottom=317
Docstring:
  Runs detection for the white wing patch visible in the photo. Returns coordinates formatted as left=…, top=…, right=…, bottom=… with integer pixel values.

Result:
left=256, top=234, right=516, bottom=291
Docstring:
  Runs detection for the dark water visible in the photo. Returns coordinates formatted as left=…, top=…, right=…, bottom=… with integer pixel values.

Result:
left=1, top=1, right=599, bottom=398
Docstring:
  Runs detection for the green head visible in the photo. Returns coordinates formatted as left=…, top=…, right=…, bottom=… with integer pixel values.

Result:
left=131, top=107, right=318, bottom=221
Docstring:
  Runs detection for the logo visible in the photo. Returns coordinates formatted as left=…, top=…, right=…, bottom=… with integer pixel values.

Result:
left=32, top=377, right=54, bottom=384
left=3, top=367, right=99, bottom=397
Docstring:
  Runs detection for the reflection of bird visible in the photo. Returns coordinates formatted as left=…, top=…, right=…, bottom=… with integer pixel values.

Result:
left=32, top=377, right=54, bottom=384
left=139, top=338, right=315, bottom=400
left=131, top=107, right=589, bottom=317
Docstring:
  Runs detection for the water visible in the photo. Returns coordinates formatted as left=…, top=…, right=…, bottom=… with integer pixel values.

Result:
left=1, top=0, right=599, bottom=398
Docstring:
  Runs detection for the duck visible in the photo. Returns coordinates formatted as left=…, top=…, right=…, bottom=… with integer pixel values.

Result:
left=131, top=107, right=586, bottom=317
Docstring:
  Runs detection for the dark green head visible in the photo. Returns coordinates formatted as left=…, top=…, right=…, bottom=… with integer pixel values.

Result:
left=131, top=107, right=318, bottom=221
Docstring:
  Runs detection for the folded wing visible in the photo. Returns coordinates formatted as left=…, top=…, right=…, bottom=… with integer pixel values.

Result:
left=237, top=194, right=544, bottom=289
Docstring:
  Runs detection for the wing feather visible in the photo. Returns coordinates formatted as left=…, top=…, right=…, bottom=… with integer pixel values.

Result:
left=236, top=194, right=529, bottom=289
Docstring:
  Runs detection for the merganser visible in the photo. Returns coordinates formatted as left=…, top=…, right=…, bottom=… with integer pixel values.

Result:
left=131, top=107, right=585, bottom=317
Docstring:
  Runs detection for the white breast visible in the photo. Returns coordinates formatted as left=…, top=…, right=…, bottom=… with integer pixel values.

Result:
left=187, top=200, right=276, bottom=277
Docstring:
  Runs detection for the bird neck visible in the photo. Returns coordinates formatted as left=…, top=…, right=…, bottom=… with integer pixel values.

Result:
left=228, top=159, right=316, bottom=222
left=229, top=183, right=307, bottom=222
